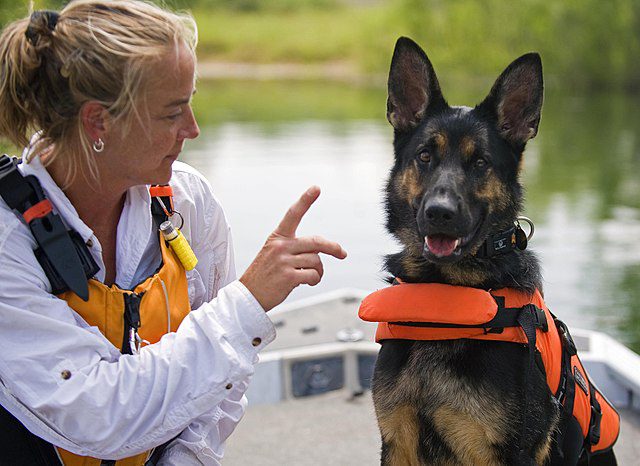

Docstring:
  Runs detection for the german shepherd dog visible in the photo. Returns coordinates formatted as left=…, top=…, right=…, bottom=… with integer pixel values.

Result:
left=372, top=38, right=617, bottom=465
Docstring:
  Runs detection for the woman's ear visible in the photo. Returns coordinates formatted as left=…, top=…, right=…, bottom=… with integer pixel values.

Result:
left=79, top=101, right=108, bottom=142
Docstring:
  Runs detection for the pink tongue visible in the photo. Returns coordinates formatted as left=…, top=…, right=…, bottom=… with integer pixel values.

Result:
left=426, top=235, right=459, bottom=257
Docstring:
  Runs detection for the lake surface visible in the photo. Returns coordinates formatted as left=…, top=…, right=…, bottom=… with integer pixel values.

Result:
left=181, top=80, right=640, bottom=352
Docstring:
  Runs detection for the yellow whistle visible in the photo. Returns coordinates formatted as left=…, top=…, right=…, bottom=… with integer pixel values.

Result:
left=160, top=221, right=198, bottom=271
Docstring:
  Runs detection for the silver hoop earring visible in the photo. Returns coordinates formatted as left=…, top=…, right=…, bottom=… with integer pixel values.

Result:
left=92, top=138, right=104, bottom=153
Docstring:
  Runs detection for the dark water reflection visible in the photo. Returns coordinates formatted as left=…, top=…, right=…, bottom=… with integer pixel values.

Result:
left=181, top=80, right=640, bottom=352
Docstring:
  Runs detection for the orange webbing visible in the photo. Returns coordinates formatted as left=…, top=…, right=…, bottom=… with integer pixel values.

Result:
left=149, top=185, right=173, bottom=198
left=22, top=199, right=52, bottom=223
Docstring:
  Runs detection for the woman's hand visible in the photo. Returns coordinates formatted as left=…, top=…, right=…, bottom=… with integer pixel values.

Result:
left=240, top=186, right=347, bottom=312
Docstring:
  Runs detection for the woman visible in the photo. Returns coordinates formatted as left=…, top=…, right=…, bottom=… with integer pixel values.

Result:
left=0, top=1, right=346, bottom=464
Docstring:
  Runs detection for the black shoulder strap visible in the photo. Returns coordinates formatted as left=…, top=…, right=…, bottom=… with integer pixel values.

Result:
left=0, top=154, right=98, bottom=300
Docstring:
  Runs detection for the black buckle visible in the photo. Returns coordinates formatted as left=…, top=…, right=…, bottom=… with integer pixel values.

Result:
left=522, top=304, right=548, bottom=332
left=556, top=319, right=577, bottom=356
left=0, top=154, right=20, bottom=180
left=0, top=155, right=94, bottom=301
left=588, top=404, right=602, bottom=445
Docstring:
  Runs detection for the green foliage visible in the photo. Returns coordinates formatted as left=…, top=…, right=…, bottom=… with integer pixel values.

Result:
left=1, top=0, right=638, bottom=89
left=166, top=0, right=337, bottom=12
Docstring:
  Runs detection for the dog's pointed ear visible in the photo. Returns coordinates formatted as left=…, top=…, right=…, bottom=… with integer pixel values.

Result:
left=479, top=53, right=543, bottom=148
left=387, top=37, right=446, bottom=131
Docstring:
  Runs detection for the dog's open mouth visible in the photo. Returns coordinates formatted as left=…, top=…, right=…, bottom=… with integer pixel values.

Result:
left=425, top=235, right=461, bottom=258
left=423, top=222, right=481, bottom=260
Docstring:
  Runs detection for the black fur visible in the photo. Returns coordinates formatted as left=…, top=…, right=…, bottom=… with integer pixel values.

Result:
left=372, top=37, right=616, bottom=465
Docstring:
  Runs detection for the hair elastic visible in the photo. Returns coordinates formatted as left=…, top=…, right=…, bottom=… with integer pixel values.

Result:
left=25, top=10, right=60, bottom=45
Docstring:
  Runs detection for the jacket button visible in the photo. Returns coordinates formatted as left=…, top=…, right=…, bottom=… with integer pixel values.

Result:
left=225, top=383, right=233, bottom=390
left=86, top=239, right=94, bottom=247
left=61, top=370, right=72, bottom=380
left=252, top=337, right=262, bottom=347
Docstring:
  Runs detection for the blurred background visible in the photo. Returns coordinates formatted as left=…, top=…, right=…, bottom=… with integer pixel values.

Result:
left=1, top=0, right=639, bottom=352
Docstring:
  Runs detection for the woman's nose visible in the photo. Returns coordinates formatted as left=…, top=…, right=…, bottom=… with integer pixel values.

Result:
left=179, top=107, right=200, bottom=140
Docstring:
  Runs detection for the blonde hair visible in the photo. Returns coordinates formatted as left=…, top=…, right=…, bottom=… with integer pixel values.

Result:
left=0, top=0, right=197, bottom=187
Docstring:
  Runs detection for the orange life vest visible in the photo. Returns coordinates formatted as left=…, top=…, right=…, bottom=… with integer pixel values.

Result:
left=359, top=283, right=620, bottom=457
left=54, top=187, right=192, bottom=466
left=0, top=157, right=193, bottom=464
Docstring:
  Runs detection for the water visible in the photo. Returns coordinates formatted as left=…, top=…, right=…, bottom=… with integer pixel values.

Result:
left=181, top=80, right=640, bottom=352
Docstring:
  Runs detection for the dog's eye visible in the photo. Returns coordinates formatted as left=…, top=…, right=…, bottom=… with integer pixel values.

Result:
left=418, top=151, right=431, bottom=164
left=475, top=157, right=488, bottom=169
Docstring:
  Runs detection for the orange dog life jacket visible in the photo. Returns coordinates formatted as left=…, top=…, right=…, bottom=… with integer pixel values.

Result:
left=359, top=283, right=619, bottom=458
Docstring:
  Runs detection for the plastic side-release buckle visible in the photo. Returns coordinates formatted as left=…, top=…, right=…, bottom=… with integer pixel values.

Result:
left=522, top=304, right=548, bottom=332
left=556, top=319, right=578, bottom=356
left=587, top=382, right=603, bottom=446
left=588, top=403, right=602, bottom=445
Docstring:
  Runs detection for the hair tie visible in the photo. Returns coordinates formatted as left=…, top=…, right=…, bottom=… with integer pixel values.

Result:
left=25, top=10, right=60, bottom=46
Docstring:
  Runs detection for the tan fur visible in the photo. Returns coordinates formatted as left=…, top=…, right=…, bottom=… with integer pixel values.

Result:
left=377, top=405, right=422, bottom=466
left=434, top=132, right=448, bottom=154
left=476, top=172, right=509, bottom=211
left=432, top=406, right=503, bottom=465
left=459, top=136, right=475, bottom=158
left=401, top=255, right=427, bottom=281
left=397, top=162, right=423, bottom=204
left=535, top=434, right=553, bottom=464
left=440, top=263, right=488, bottom=286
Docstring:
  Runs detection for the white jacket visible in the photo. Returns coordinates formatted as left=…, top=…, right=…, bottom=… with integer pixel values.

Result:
left=0, top=155, right=275, bottom=464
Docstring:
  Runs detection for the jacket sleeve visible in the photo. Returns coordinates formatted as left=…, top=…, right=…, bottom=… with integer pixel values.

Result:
left=0, top=215, right=275, bottom=460
left=155, top=168, right=258, bottom=464
left=155, top=381, right=249, bottom=465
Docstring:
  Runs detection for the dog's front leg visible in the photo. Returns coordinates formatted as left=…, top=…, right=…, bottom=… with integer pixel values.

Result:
left=378, top=404, right=422, bottom=466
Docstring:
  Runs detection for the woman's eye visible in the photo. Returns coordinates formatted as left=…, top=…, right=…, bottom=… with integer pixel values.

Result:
left=166, top=112, right=182, bottom=121
left=418, top=151, right=431, bottom=164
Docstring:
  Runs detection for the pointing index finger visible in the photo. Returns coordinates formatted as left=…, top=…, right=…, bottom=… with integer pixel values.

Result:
left=275, top=186, right=321, bottom=237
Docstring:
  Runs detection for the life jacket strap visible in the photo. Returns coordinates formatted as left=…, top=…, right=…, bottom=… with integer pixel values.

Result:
left=0, top=154, right=99, bottom=301
left=516, top=302, right=540, bottom=463
left=390, top=301, right=548, bottom=334
left=150, top=184, right=173, bottom=228
left=121, top=292, right=143, bottom=355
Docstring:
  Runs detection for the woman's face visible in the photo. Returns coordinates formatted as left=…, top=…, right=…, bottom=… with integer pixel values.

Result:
left=101, top=43, right=199, bottom=188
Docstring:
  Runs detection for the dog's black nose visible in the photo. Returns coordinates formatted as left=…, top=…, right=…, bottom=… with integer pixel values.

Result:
left=424, top=198, right=458, bottom=227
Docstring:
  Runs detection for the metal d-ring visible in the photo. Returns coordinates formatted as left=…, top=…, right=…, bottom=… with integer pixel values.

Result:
left=517, top=216, right=535, bottom=240
left=171, top=210, right=184, bottom=230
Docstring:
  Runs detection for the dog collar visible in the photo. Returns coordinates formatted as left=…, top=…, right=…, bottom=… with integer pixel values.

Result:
left=475, top=217, right=534, bottom=258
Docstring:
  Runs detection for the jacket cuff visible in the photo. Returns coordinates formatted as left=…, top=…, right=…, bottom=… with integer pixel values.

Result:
left=215, top=280, right=276, bottom=355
